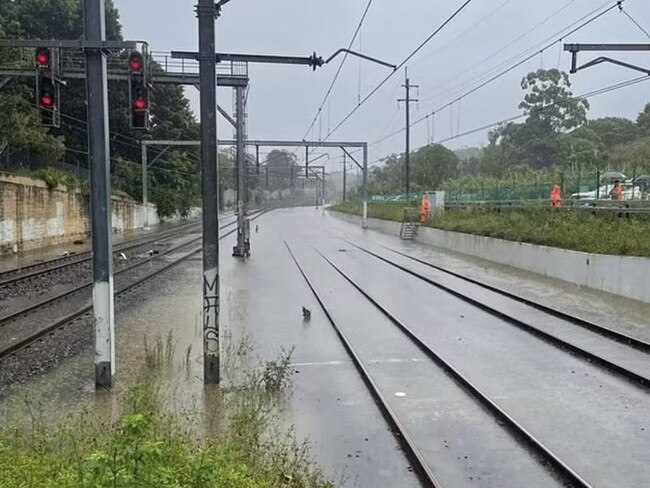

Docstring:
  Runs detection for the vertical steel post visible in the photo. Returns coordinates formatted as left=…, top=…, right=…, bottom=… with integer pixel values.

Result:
left=405, top=69, right=411, bottom=199
left=322, top=167, right=326, bottom=206
left=141, top=143, right=149, bottom=229
left=84, top=0, right=115, bottom=388
left=197, top=0, right=220, bottom=384
left=234, top=85, right=246, bottom=257
left=255, top=144, right=259, bottom=175
left=305, top=146, right=309, bottom=178
left=362, top=143, right=368, bottom=228
left=342, top=152, right=347, bottom=202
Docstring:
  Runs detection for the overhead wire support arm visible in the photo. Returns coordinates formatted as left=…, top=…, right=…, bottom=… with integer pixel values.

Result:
left=171, top=49, right=395, bottom=71
left=341, top=147, right=363, bottom=170
left=324, top=49, right=397, bottom=70
left=564, top=43, right=650, bottom=74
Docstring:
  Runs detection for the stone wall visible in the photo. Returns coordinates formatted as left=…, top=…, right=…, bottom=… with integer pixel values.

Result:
left=0, top=174, right=159, bottom=254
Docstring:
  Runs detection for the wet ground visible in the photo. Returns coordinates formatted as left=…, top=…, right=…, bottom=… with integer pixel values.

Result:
left=0, top=218, right=207, bottom=273
left=1, top=208, right=648, bottom=487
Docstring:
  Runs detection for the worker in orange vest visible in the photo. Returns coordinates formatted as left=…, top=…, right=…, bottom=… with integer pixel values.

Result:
left=610, top=180, right=624, bottom=201
left=421, top=194, right=431, bottom=223
left=550, top=183, right=563, bottom=208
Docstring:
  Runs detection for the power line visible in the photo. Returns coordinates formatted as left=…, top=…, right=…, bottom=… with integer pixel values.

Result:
left=324, top=0, right=474, bottom=141
left=302, top=0, right=374, bottom=140
left=412, top=0, right=514, bottom=68
left=619, top=6, right=650, bottom=40
left=417, top=0, right=615, bottom=108
left=371, top=0, right=625, bottom=148
left=421, top=76, right=650, bottom=151
left=416, top=0, right=582, bottom=105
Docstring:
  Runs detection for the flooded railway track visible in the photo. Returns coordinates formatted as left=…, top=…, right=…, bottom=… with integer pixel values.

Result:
left=0, top=210, right=265, bottom=364
left=285, top=238, right=649, bottom=488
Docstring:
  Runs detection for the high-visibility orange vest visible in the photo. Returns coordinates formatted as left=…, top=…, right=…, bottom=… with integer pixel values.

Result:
left=421, top=197, right=431, bottom=222
left=614, top=185, right=624, bottom=201
left=550, top=184, right=563, bottom=207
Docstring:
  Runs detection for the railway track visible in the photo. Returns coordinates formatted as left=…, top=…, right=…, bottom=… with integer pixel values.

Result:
left=376, top=243, right=650, bottom=353
left=0, top=210, right=266, bottom=363
left=285, top=238, right=648, bottom=488
left=346, top=240, right=650, bottom=390
left=0, top=213, right=233, bottom=288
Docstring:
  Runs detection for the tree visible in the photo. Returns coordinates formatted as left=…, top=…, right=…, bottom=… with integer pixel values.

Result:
left=519, top=69, right=589, bottom=132
left=0, top=0, right=202, bottom=216
left=410, top=144, right=458, bottom=190
left=587, top=117, right=639, bottom=148
left=638, top=103, right=650, bottom=137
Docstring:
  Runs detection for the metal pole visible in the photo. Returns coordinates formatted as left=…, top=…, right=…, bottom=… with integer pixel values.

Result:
left=405, top=69, right=410, bottom=199
left=343, top=152, right=347, bottom=202
left=84, top=0, right=115, bottom=389
left=197, top=0, right=220, bottom=384
left=362, top=143, right=368, bottom=228
left=141, top=143, right=149, bottom=229
left=234, top=85, right=246, bottom=257
left=305, top=146, right=309, bottom=178
left=255, top=144, right=259, bottom=175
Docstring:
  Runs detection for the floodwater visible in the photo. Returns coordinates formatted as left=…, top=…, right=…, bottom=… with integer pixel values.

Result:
left=0, top=219, right=202, bottom=273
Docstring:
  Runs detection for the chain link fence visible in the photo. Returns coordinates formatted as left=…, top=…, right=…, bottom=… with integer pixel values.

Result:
left=445, top=170, right=650, bottom=203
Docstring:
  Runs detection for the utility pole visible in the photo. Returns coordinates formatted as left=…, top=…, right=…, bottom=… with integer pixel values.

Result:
left=141, top=143, right=148, bottom=229
left=342, top=152, right=347, bottom=202
left=197, top=0, right=220, bottom=384
left=84, top=0, right=115, bottom=389
left=233, top=85, right=248, bottom=258
left=398, top=67, right=418, bottom=199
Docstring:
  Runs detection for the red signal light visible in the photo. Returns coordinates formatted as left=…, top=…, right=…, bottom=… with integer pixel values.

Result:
left=134, top=97, right=148, bottom=110
left=36, top=48, right=51, bottom=68
left=41, top=95, right=54, bottom=107
left=130, top=58, right=143, bottom=72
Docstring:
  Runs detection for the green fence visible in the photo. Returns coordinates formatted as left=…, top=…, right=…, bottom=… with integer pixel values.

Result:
left=445, top=171, right=650, bottom=202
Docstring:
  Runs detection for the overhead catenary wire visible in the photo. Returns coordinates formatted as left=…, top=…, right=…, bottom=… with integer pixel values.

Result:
left=416, top=0, right=582, bottom=105
left=323, top=0, right=475, bottom=141
left=376, top=75, right=650, bottom=165
left=370, top=0, right=626, bottom=148
left=619, top=4, right=650, bottom=40
left=417, top=0, right=618, bottom=109
left=302, top=0, right=375, bottom=141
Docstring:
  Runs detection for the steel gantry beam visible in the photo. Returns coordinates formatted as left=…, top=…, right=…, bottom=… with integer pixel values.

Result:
left=142, top=138, right=370, bottom=226
left=564, top=43, right=650, bottom=75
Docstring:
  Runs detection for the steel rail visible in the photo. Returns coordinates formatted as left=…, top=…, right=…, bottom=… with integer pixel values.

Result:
left=0, top=219, right=208, bottom=286
left=348, top=242, right=650, bottom=390
left=379, top=244, right=650, bottom=354
left=0, top=210, right=270, bottom=361
left=318, top=250, right=595, bottom=488
left=284, top=241, right=443, bottom=488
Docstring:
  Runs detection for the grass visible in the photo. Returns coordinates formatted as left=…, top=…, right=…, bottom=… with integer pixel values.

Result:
left=0, top=340, right=333, bottom=488
left=329, top=201, right=650, bottom=257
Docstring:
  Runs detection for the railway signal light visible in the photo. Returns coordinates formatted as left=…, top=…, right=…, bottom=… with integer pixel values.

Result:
left=128, top=50, right=149, bottom=130
left=36, top=48, right=51, bottom=68
left=35, top=47, right=59, bottom=127
left=129, top=51, right=144, bottom=74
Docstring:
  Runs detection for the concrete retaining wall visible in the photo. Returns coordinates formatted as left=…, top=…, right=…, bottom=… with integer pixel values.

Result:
left=0, top=175, right=161, bottom=254
left=331, top=210, right=650, bottom=303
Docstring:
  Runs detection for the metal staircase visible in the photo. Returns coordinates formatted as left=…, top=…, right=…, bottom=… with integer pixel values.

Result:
left=399, top=209, right=420, bottom=240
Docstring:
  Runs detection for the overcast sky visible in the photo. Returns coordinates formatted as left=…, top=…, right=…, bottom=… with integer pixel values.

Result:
left=114, top=0, right=650, bottom=171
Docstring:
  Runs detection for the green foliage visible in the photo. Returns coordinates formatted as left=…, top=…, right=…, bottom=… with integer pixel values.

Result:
left=519, top=69, right=589, bottom=132
left=0, top=0, right=200, bottom=218
left=35, top=167, right=77, bottom=190
left=0, top=352, right=333, bottom=488
left=330, top=203, right=650, bottom=257
left=369, top=144, right=459, bottom=193
left=637, top=103, right=650, bottom=137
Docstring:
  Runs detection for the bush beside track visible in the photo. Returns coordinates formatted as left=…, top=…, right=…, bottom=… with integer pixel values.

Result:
left=329, top=202, right=650, bottom=257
